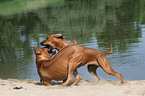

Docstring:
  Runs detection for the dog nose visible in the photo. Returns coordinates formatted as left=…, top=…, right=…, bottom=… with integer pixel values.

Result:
left=40, top=41, right=43, bottom=45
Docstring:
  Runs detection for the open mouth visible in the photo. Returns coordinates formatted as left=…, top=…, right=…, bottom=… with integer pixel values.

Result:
left=41, top=44, right=53, bottom=53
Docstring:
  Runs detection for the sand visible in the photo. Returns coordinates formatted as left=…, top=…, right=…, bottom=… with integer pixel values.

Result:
left=0, top=78, right=145, bottom=96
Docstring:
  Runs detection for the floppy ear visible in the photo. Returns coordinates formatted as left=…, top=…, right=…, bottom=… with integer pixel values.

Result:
left=33, top=47, right=41, bottom=55
left=53, top=34, right=63, bottom=39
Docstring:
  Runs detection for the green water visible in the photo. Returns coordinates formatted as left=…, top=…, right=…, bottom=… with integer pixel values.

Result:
left=0, top=0, right=145, bottom=81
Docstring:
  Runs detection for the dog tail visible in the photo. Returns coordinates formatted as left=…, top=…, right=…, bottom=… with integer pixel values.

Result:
left=73, top=36, right=77, bottom=44
left=103, top=44, right=113, bottom=55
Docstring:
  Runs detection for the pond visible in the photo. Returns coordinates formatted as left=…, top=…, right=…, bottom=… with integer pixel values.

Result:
left=0, top=0, right=145, bottom=82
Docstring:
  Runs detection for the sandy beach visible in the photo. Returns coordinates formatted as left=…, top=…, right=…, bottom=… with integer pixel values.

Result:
left=0, top=79, right=145, bottom=96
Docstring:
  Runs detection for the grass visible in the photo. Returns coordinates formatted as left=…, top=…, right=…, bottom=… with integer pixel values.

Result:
left=0, top=0, right=64, bottom=16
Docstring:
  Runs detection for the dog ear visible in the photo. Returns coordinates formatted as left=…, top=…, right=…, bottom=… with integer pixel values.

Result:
left=53, top=34, right=63, bottom=39
left=33, top=47, right=41, bottom=55
left=73, top=36, right=77, bottom=44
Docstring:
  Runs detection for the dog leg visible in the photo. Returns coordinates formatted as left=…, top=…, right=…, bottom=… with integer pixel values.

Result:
left=63, top=78, right=67, bottom=83
left=87, top=65, right=100, bottom=81
left=58, top=68, right=74, bottom=87
left=40, top=78, right=51, bottom=86
left=97, top=56, right=125, bottom=83
left=58, top=58, right=83, bottom=87
left=71, top=69, right=82, bottom=86
left=43, top=81, right=51, bottom=86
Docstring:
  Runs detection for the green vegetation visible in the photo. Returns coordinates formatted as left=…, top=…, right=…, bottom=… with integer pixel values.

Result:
left=0, top=0, right=145, bottom=51
left=0, top=0, right=64, bottom=15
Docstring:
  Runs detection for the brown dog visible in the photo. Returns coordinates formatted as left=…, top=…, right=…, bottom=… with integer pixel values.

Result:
left=33, top=47, right=55, bottom=85
left=34, top=44, right=85, bottom=86
left=40, top=34, right=125, bottom=86
left=34, top=37, right=78, bottom=85
left=41, top=34, right=113, bottom=81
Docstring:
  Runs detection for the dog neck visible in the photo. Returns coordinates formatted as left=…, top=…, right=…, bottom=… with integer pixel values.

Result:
left=57, top=39, right=70, bottom=50
left=35, top=56, right=49, bottom=67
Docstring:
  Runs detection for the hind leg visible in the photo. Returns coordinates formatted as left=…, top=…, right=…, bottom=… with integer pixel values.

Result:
left=58, top=64, right=74, bottom=87
left=87, top=65, right=100, bottom=81
left=62, top=69, right=81, bottom=85
left=63, top=78, right=67, bottom=83
left=58, top=62, right=78, bottom=87
left=58, top=57, right=83, bottom=87
left=71, top=69, right=82, bottom=86
left=98, top=57, right=125, bottom=83
left=43, top=81, right=51, bottom=86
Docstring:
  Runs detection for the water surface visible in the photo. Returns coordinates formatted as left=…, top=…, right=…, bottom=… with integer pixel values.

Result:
left=0, top=0, right=145, bottom=82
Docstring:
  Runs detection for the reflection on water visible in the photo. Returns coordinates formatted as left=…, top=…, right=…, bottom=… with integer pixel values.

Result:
left=0, top=0, right=145, bottom=81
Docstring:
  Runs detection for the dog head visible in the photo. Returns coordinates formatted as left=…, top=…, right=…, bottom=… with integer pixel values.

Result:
left=40, top=34, right=70, bottom=51
left=33, top=47, right=56, bottom=62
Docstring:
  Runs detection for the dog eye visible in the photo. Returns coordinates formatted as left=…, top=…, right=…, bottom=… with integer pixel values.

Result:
left=46, top=37, right=49, bottom=39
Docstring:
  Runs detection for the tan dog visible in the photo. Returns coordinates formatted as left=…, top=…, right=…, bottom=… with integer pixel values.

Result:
left=40, top=34, right=113, bottom=81
left=34, top=44, right=85, bottom=86
left=33, top=47, right=55, bottom=85
left=34, top=37, right=78, bottom=85
left=40, top=34, right=125, bottom=86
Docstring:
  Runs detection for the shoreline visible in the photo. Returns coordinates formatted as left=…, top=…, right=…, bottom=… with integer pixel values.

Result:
left=0, top=78, right=145, bottom=96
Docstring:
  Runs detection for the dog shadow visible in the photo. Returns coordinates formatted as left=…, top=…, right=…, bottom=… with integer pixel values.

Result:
left=34, top=81, right=78, bottom=87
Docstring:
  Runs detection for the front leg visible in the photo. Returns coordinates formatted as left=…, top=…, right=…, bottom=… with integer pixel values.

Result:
left=87, top=65, right=100, bottom=81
